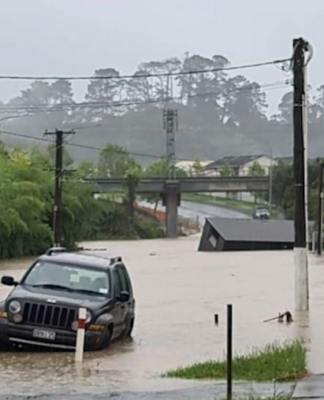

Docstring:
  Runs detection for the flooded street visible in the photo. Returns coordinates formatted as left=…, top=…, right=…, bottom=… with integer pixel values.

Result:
left=138, top=200, right=250, bottom=227
left=0, top=236, right=324, bottom=397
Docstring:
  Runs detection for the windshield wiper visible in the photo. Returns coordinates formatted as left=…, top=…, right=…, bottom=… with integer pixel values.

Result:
left=69, top=288, right=105, bottom=296
left=30, top=284, right=73, bottom=292
left=28, top=284, right=106, bottom=296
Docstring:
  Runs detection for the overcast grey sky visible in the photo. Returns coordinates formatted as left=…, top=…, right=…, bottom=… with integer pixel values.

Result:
left=0, top=0, right=323, bottom=113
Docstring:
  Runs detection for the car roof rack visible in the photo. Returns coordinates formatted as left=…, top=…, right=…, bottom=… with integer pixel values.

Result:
left=46, top=247, right=67, bottom=256
left=109, top=256, right=122, bottom=264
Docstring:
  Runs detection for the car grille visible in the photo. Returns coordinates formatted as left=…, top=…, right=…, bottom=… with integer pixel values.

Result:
left=22, top=302, right=77, bottom=330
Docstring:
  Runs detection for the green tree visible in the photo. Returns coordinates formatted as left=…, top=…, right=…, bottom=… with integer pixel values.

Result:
left=142, top=158, right=187, bottom=209
left=276, top=92, right=293, bottom=124
left=219, top=163, right=233, bottom=176
left=74, top=160, right=96, bottom=179
left=98, top=143, right=139, bottom=178
left=85, top=68, right=122, bottom=119
left=272, top=161, right=293, bottom=213
left=191, top=159, right=205, bottom=176
left=270, top=159, right=323, bottom=220
left=248, top=161, right=265, bottom=176
left=223, top=76, right=267, bottom=128
left=248, top=161, right=266, bottom=203
left=219, top=163, right=233, bottom=198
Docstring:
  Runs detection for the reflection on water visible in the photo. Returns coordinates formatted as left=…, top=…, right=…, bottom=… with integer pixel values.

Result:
left=0, top=237, right=323, bottom=395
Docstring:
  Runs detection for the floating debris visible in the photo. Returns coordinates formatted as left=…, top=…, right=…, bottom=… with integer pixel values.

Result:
left=264, top=311, right=293, bottom=323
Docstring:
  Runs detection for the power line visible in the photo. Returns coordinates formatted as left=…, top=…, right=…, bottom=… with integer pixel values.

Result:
left=0, top=80, right=291, bottom=114
left=0, top=129, right=169, bottom=160
left=0, top=58, right=291, bottom=81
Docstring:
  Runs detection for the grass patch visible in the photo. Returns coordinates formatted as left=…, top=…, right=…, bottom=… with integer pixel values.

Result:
left=164, top=340, right=307, bottom=382
left=182, top=193, right=257, bottom=214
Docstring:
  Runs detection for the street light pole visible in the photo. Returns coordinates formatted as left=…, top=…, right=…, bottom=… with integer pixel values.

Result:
left=269, top=160, right=273, bottom=217
left=317, top=163, right=324, bottom=255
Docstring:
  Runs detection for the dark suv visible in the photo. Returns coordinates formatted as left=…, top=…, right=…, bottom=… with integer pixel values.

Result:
left=0, top=248, right=135, bottom=351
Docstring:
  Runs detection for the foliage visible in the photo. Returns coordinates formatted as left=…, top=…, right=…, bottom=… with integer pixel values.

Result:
left=142, top=157, right=187, bottom=206
left=272, top=159, right=323, bottom=220
left=164, top=340, right=307, bottom=382
left=7, top=53, right=324, bottom=164
left=133, top=219, right=164, bottom=239
left=143, top=157, right=188, bottom=179
left=74, top=160, right=96, bottom=179
left=0, top=148, right=53, bottom=258
left=191, top=159, right=204, bottom=176
left=219, top=163, right=233, bottom=177
left=98, top=143, right=140, bottom=178
left=0, top=142, right=164, bottom=260
left=248, top=160, right=265, bottom=176
left=248, top=161, right=266, bottom=203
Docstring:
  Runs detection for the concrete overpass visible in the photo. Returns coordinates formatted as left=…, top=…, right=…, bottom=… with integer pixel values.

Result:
left=83, top=177, right=269, bottom=238
left=84, top=176, right=269, bottom=194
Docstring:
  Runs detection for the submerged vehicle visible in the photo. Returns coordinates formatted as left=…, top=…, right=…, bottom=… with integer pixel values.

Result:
left=0, top=248, right=135, bottom=351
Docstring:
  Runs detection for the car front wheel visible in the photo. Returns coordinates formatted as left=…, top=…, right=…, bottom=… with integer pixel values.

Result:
left=93, top=326, right=112, bottom=351
left=123, top=317, right=134, bottom=338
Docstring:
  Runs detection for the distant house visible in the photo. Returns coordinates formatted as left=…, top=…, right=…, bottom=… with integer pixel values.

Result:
left=204, top=155, right=275, bottom=177
left=176, top=160, right=213, bottom=176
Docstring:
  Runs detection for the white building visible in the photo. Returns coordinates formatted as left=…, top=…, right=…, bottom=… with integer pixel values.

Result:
left=203, top=155, right=276, bottom=202
left=175, top=160, right=213, bottom=176
left=204, top=155, right=275, bottom=177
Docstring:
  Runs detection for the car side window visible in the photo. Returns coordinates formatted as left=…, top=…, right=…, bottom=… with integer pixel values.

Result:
left=116, top=265, right=130, bottom=293
left=113, top=269, right=122, bottom=298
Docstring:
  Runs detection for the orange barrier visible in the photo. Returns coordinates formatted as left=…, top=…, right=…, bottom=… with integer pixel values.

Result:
left=133, top=203, right=200, bottom=234
left=133, top=204, right=166, bottom=223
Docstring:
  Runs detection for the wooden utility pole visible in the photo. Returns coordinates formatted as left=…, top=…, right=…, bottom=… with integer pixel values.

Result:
left=44, top=129, right=75, bottom=247
left=293, top=38, right=309, bottom=311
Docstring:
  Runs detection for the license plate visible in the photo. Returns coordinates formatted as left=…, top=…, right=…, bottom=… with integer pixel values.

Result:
left=32, top=329, right=56, bottom=340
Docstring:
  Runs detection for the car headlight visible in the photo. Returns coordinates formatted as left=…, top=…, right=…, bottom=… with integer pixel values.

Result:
left=86, top=310, right=92, bottom=324
left=9, top=300, right=21, bottom=314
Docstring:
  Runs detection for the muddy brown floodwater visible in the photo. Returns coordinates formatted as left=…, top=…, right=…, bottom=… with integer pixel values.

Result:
left=0, top=236, right=323, bottom=397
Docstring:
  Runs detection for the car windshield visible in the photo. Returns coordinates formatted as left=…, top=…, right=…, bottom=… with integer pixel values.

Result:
left=23, top=261, right=109, bottom=297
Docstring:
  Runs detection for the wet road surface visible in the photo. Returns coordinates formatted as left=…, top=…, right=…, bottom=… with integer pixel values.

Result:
left=0, top=237, right=323, bottom=398
left=0, top=382, right=296, bottom=400
left=138, top=200, right=250, bottom=227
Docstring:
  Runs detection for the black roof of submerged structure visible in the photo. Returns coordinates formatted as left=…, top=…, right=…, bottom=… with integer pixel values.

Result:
left=198, top=218, right=296, bottom=252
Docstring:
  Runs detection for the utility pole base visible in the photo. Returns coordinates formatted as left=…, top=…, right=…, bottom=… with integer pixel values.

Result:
left=294, top=247, right=309, bottom=311
left=165, top=181, right=179, bottom=238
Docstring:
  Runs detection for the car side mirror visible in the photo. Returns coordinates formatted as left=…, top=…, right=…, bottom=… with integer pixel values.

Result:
left=119, top=291, right=130, bottom=302
left=1, top=276, right=17, bottom=286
